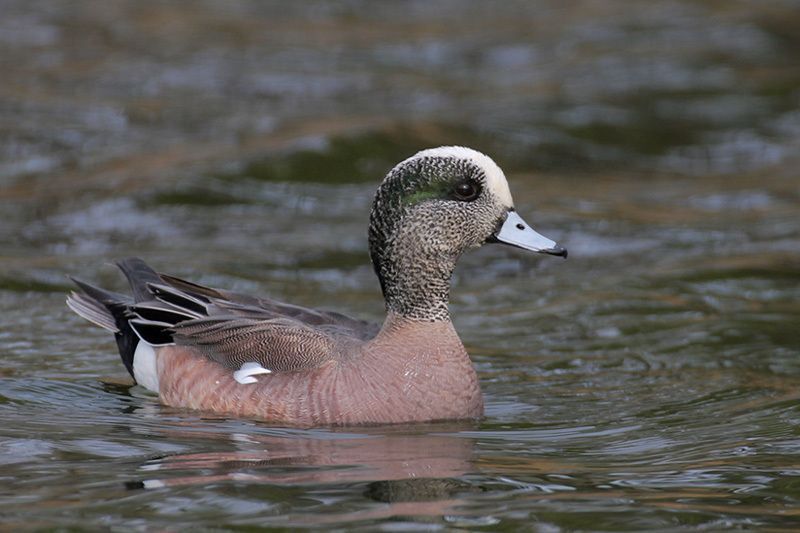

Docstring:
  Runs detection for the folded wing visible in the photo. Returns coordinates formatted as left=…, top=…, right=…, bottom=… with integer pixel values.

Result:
left=69, top=258, right=377, bottom=381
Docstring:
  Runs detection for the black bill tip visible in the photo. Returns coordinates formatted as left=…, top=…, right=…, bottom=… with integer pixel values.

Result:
left=542, top=245, right=568, bottom=258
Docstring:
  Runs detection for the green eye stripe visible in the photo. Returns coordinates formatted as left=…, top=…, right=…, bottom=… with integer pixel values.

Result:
left=401, top=180, right=452, bottom=206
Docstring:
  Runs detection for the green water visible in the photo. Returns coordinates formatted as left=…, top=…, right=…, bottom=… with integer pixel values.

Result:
left=1, top=1, right=799, bottom=530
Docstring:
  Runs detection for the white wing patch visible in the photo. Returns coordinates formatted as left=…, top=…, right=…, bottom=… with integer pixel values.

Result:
left=408, top=146, right=514, bottom=207
left=233, top=362, right=273, bottom=385
left=142, top=479, right=167, bottom=489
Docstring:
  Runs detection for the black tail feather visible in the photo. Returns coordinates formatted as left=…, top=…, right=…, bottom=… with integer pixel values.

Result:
left=130, top=300, right=202, bottom=325
left=69, top=257, right=217, bottom=381
left=68, top=277, right=138, bottom=379
left=113, top=324, right=139, bottom=379
left=116, top=257, right=163, bottom=303
left=66, top=291, right=118, bottom=332
left=129, top=319, right=176, bottom=346
left=147, top=283, right=210, bottom=316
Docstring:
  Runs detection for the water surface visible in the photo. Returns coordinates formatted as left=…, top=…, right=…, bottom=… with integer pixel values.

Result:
left=1, top=1, right=800, bottom=530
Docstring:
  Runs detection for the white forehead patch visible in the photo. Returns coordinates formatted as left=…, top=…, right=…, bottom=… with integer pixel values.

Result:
left=405, top=146, right=514, bottom=207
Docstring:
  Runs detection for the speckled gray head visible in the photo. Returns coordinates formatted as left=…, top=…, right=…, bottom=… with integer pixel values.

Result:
left=369, top=146, right=566, bottom=321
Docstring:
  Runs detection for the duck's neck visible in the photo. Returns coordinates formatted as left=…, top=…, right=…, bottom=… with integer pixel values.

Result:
left=374, top=311, right=462, bottom=349
left=373, top=240, right=457, bottom=321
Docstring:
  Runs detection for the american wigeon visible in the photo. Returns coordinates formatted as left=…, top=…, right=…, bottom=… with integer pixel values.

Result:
left=68, top=146, right=566, bottom=426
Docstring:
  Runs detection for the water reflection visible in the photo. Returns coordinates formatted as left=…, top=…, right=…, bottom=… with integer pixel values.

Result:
left=132, top=423, right=476, bottom=490
left=126, top=422, right=483, bottom=524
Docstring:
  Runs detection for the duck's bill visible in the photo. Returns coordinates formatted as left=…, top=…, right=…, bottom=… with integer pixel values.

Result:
left=489, top=210, right=567, bottom=257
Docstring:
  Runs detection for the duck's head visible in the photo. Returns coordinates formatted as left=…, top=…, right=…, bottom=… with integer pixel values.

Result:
left=369, top=146, right=566, bottom=321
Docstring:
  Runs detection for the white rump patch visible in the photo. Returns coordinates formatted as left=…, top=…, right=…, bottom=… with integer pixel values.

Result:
left=133, top=342, right=159, bottom=393
left=408, top=146, right=514, bottom=207
left=233, top=362, right=273, bottom=385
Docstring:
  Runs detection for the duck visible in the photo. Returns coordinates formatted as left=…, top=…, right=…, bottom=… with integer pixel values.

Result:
left=67, top=146, right=566, bottom=426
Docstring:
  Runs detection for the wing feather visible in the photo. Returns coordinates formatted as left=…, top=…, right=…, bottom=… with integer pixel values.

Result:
left=173, top=316, right=340, bottom=372
left=160, top=274, right=380, bottom=340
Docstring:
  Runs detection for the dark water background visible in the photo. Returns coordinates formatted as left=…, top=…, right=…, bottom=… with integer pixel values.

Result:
left=1, top=1, right=799, bottom=530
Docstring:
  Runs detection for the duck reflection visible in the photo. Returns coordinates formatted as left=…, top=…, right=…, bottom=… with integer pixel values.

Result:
left=130, top=420, right=478, bottom=503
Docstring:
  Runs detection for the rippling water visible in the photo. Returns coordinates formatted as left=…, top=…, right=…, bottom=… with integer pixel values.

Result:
left=2, top=1, right=800, bottom=529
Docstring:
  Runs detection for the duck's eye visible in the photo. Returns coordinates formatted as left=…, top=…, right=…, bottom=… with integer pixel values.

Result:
left=453, top=181, right=481, bottom=202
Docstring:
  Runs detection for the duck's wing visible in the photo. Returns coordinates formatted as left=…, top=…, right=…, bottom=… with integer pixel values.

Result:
left=120, top=268, right=374, bottom=373
left=170, top=316, right=346, bottom=373
left=159, top=273, right=380, bottom=341
left=70, top=258, right=374, bottom=380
